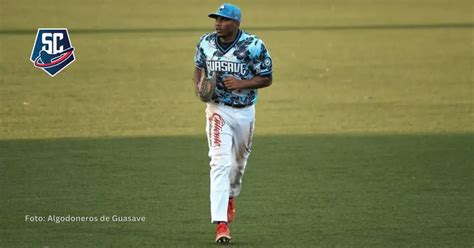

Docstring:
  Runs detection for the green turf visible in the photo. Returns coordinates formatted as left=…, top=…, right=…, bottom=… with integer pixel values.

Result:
left=1, top=1, right=472, bottom=138
left=0, top=134, right=472, bottom=247
left=1, top=0, right=473, bottom=247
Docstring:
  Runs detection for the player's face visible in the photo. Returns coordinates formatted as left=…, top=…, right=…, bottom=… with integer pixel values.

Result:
left=214, top=16, right=239, bottom=38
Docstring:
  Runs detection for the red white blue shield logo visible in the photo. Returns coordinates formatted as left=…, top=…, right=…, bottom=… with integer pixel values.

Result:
left=30, top=28, right=75, bottom=77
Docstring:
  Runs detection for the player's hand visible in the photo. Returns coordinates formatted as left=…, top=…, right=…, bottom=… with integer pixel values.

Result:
left=223, top=76, right=243, bottom=90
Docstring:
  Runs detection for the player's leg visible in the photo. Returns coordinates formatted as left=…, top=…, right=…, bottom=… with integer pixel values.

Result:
left=229, top=105, right=255, bottom=198
left=227, top=105, right=255, bottom=223
left=206, top=104, right=234, bottom=224
left=228, top=132, right=252, bottom=198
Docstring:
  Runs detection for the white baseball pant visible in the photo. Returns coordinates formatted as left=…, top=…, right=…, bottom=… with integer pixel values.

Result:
left=205, top=102, right=255, bottom=223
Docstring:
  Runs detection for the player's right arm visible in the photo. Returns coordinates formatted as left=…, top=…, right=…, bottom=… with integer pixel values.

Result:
left=192, top=34, right=208, bottom=86
left=193, top=67, right=204, bottom=86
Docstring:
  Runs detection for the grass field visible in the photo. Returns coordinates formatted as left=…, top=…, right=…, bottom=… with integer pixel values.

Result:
left=1, top=0, right=473, bottom=247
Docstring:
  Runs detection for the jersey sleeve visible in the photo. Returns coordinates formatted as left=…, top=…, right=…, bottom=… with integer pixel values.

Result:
left=251, top=39, right=272, bottom=77
left=194, top=35, right=207, bottom=69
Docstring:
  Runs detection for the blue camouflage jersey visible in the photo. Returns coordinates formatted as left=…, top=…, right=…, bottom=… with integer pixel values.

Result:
left=194, top=30, right=272, bottom=106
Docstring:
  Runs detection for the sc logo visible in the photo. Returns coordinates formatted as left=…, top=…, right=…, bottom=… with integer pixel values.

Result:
left=30, top=28, right=75, bottom=77
left=41, top=32, right=66, bottom=54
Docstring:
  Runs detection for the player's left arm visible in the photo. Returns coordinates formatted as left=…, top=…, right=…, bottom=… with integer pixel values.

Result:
left=224, top=38, right=273, bottom=90
left=223, top=75, right=272, bottom=90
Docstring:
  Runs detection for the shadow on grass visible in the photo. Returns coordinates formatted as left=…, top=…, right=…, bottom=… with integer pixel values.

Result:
left=0, top=133, right=472, bottom=247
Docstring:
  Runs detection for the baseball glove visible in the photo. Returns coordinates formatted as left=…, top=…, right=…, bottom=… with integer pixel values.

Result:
left=195, top=69, right=217, bottom=103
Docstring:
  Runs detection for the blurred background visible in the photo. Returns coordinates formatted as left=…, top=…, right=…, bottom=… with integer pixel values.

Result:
left=1, top=0, right=472, bottom=138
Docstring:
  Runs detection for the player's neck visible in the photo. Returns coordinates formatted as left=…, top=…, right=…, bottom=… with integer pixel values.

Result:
left=219, top=29, right=240, bottom=44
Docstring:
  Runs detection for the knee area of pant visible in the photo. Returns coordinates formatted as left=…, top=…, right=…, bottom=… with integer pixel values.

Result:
left=210, top=154, right=232, bottom=168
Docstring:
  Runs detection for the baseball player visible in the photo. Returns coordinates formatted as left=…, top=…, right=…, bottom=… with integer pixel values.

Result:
left=192, top=3, right=273, bottom=244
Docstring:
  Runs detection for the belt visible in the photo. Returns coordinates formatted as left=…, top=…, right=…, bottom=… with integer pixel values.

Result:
left=213, top=100, right=252, bottom=109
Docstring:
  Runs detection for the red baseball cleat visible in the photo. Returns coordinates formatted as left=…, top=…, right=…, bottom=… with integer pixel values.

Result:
left=215, top=222, right=231, bottom=244
left=227, top=197, right=235, bottom=224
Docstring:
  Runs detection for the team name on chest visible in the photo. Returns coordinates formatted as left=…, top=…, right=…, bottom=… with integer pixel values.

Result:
left=206, top=60, right=247, bottom=74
